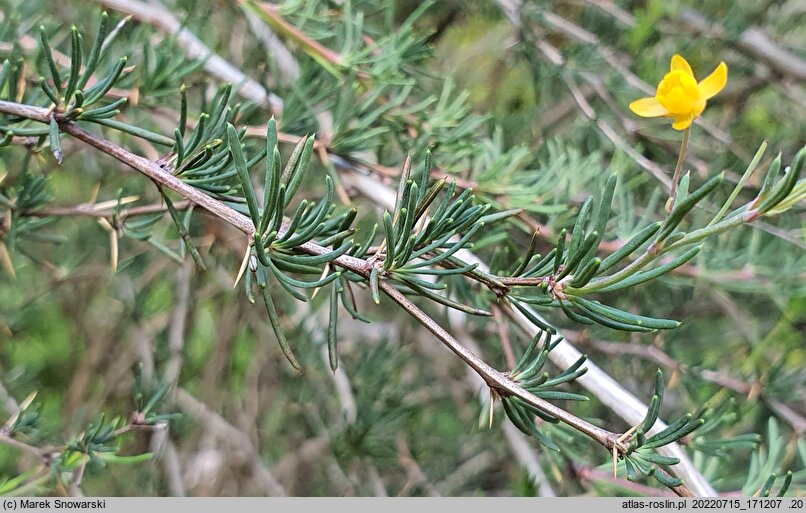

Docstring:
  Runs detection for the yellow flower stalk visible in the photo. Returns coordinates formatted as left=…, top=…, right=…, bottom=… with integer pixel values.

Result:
left=630, top=55, right=727, bottom=130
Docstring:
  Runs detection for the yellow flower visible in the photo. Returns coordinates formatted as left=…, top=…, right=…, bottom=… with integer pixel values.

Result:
left=629, top=55, right=727, bottom=130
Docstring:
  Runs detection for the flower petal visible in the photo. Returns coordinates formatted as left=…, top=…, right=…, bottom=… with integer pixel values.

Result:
left=698, top=61, right=728, bottom=100
left=671, top=114, right=694, bottom=130
left=670, top=54, right=694, bottom=77
left=629, top=97, right=668, bottom=117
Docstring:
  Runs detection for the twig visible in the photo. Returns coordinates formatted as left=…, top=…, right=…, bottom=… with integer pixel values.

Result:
left=435, top=450, right=495, bottom=495
left=341, top=170, right=710, bottom=495
left=89, top=0, right=796, bottom=273
left=501, top=422, right=556, bottom=496
left=242, top=8, right=300, bottom=84
left=378, top=276, right=620, bottom=448
left=66, top=460, right=87, bottom=497
left=152, top=261, right=193, bottom=496
left=502, top=307, right=700, bottom=497
left=159, top=440, right=186, bottom=497
left=164, top=261, right=192, bottom=387
left=366, top=463, right=388, bottom=497
left=93, top=0, right=283, bottom=114
left=175, top=388, right=287, bottom=496
left=443, top=283, right=557, bottom=497
left=536, top=34, right=673, bottom=189
left=493, top=305, right=516, bottom=369
left=536, top=9, right=741, bottom=157
left=575, top=464, right=677, bottom=497
left=575, top=333, right=806, bottom=435
left=0, top=99, right=633, bottom=459
left=26, top=200, right=192, bottom=219
left=328, top=159, right=710, bottom=495
left=0, top=376, right=20, bottom=415
left=271, top=435, right=330, bottom=482
left=396, top=436, right=441, bottom=497
left=678, top=9, right=806, bottom=81
left=0, top=431, right=48, bottom=459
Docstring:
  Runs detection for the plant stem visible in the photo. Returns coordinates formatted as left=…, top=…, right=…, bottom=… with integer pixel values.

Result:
left=0, top=98, right=624, bottom=454
left=567, top=247, right=657, bottom=294
left=379, top=278, right=618, bottom=445
left=0, top=431, right=47, bottom=458
left=666, top=127, right=691, bottom=213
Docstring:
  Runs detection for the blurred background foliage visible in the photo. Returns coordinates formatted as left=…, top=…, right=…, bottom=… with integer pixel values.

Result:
left=0, top=0, right=804, bottom=496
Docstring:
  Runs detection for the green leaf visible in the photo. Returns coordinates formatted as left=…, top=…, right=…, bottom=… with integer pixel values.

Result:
left=39, top=26, right=62, bottom=95
left=413, top=178, right=446, bottom=221
left=567, top=196, right=593, bottom=259
left=399, top=276, right=491, bottom=316
left=77, top=12, right=109, bottom=90
left=599, top=222, right=661, bottom=272
left=637, top=452, right=680, bottom=466
left=511, top=300, right=557, bottom=334
left=382, top=211, right=397, bottom=270
left=268, top=259, right=339, bottom=290
left=596, top=246, right=701, bottom=293
left=523, top=248, right=557, bottom=277
left=40, top=75, right=60, bottom=105
left=571, top=299, right=654, bottom=332
left=284, top=135, right=315, bottom=203
left=160, top=190, right=206, bottom=271
left=777, top=471, right=793, bottom=497
left=658, top=173, right=724, bottom=240
left=558, top=232, right=598, bottom=279
left=284, top=241, right=353, bottom=265
left=91, top=117, right=173, bottom=146
left=754, top=153, right=781, bottom=207
left=758, top=144, right=806, bottom=213
left=568, top=257, right=600, bottom=288
left=244, top=266, right=256, bottom=304
left=569, top=297, right=679, bottom=330
left=624, top=458, right=637, bottom=481
left=406, top=222, right=484, bottom=269
left=328, top=284, right=339, bottom=372
left=648, top=467, right=683, bottom=488
left=96, top=452, right=154, bottom=465
left=644, top=417, right=704, bottom=449
left=511, top=332, right=543, bottom=375
left=78, top=97, right=128, bottom=120
left=553, top=228, right=567, bottom=274
left=592, top=174, right=617, bottom=235
left=637, top=370, right=664, bottom=436
left=64, top=26, right=82, bottom=102
left=83, top=56, right=128, bottom=105
left=709, top=141, right=766, bottom=226
left=369, top=267, right=381, bottom=304
left=502, top=397, right=560, bottom=451
left=227, top=123, right=261, bottom=225
left=261, top=287, right=301, bottom=372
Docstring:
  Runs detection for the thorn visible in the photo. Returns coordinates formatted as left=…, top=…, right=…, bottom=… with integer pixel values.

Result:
left=612, top=444, right=618, bottom=479
left=88, top=181, right=101, bottom=204
left=0, top=242, right=15, bottom=280
left=617, top=421, right=642, bottom=444
left=91, top=195, right=139, bottom=212
left=233, top=240, right=252, bottom=289
left=97, top=217, right=118, bottom=272
left=310, top=263, right=330, bottom=299
left=488, top=389, right=495, bottom=430
left=4, top=391, right=37, bottom=431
